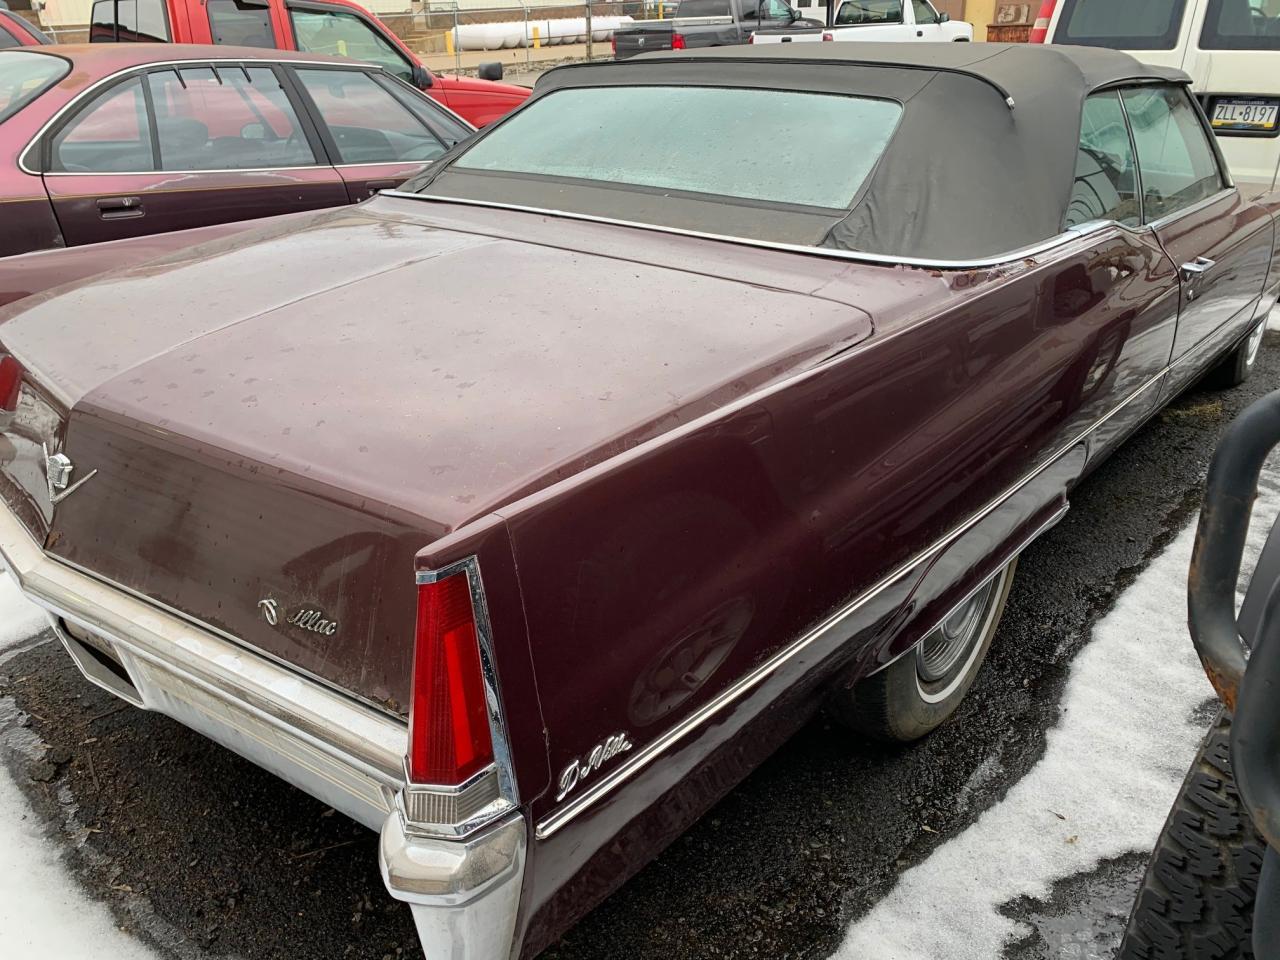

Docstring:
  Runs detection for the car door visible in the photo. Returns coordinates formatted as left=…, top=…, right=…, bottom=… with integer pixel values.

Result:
left=1061, top=89, right=1182, bottom=460
left=39, top=63, right=350, bottom=247
left=1119, top=83, right=1273, bottom=395
left=831, top=0, right=915, bottom=40
left=909, top=0, right=946, bottom=38
left=290, top=65, right=468, bottom=201
left=286, top=3, right=417, bottom=86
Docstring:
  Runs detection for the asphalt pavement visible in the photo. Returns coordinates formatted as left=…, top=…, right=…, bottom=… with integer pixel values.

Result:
left=2, top=332, right=1279, bottom=960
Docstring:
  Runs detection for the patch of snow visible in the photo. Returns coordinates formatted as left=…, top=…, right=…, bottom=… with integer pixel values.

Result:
left=0, top=764, right=161, bottom=960
left=837, top=458, right=1280, bottom=960
left=0, top=571, right=159, bottom=958
left=0, top=572, right=51, bottom=651
left=1270, top=305, right=1280, bottom=331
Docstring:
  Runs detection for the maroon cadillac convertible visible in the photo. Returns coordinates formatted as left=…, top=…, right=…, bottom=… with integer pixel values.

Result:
left=0, top=43, right=1275, bottom=958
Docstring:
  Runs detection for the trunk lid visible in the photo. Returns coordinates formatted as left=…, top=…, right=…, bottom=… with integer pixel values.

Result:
left=0, top=201, right=872, bottom=711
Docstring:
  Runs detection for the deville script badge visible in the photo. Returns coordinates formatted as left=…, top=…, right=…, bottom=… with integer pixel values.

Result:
left=555, top=731, right=634, bottom=801
left=41, top=442, right=96, bottom=505
left=258, top=597, right=339, bottom=636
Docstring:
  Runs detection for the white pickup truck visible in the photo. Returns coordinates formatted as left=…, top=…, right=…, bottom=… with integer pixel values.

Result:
left=751, top=0, right=973, bottom=44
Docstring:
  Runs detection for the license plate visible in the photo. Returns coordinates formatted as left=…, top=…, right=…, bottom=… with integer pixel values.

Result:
left=1211, top=98, right=1280, bottom=132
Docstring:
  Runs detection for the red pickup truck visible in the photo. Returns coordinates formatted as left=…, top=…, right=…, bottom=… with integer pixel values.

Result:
left=88, top=0, right=529, bottom=126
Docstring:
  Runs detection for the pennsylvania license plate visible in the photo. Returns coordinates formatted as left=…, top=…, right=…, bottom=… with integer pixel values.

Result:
left=1211, top=98, right=1280, bottom=132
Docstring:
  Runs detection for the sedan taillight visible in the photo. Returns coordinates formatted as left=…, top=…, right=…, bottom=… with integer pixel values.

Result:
left=671, top=31, right=686, bottom=50
left=407, top=571, right=494, bottom=785
left=0, top=353, right=24, bottom=414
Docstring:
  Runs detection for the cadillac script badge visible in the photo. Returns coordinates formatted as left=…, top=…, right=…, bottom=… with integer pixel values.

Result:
left=42, top=442, right=96, bottom=505
left=259, top=597, right=338, bottom=636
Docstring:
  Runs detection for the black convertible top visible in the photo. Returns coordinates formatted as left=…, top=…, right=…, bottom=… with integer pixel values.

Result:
left=412, top=44, right=1191, bottom=262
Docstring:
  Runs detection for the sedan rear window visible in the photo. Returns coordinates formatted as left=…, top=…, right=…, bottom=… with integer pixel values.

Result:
left=0, top=51, right=67, bottom=125
left=450, top=86, right=902, bottom=211
left=1052, top=0, right=1187, bottom=49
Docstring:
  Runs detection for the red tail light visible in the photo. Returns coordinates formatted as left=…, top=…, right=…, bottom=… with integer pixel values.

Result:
left=671, top=32, right=686, bottom=50
left=822, top=32, right=834, bottom=41
left=1029, top=0, right=1056, bottom=42
left=611, top=34, right=617, bottom=54
left=0, top=354, right=23, bottom=413
left=408, top=572, right=494, bottom=785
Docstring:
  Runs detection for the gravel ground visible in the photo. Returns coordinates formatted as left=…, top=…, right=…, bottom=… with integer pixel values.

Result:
left=1, top=333, right=1278, bottom=960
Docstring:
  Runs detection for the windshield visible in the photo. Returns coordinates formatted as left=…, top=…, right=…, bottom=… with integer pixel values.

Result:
left=1052, top=0, right=1187, bottom=49
left=441, top=86, right=902, bottom=211
left=0, top=50, right=67, bottom=124
left=1201, top=0, right=1280, bottom=50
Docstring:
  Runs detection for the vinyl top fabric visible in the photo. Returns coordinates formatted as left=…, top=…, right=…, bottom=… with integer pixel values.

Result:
left=411, top=44, right=1192, bottom=261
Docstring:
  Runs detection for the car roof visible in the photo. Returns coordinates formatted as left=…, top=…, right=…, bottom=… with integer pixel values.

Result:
left=538, top=41, right=1189, bottom=109
left=6, top=43, right=363, bottom=73
left=464, top=41, right=1194, bottom=262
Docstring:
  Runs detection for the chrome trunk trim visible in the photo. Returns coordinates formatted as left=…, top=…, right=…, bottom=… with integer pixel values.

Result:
left=0, top=504, right=406, bottom=831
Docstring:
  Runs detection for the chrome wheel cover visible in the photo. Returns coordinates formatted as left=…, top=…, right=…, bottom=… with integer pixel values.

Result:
left=915, top=566, right=1009, bottom=704
left=1247, top=320, right=1266, bottom=366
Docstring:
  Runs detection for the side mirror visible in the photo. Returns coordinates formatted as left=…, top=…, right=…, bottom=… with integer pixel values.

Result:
left=477, top=61, right=504, bottom=82
left=938, top=11, right=950, bottom=22
left=411, top=64, right=434, bottom=89
left=240, top=122, right=267, bottom=141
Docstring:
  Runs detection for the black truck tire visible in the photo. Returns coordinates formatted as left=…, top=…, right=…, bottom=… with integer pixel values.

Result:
left=1118, top=709, right=1267, bottom=960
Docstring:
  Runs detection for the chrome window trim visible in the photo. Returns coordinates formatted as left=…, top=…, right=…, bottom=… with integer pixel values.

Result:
left=384, top=187, right=1241, bottom=272
left=405, top=556, right=519, bottom=838
left=18, top=56, right=381, bottom=176
left=534, top=359, right=1179, bottom=840
left=384, top=191, right=1112, bottom=270
left=41, top=159, right=436, bottom=177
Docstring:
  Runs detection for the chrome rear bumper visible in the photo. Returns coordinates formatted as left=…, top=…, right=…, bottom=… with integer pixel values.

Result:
left=0, top=505, right=525, bottom=959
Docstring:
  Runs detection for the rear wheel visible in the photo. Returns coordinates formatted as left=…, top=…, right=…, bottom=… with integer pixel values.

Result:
left=830, top=559, right=1016, bottom=742
left=1207, top=320, right=1266, bottom=390
left=1118, top=709, right=1265, bottom=960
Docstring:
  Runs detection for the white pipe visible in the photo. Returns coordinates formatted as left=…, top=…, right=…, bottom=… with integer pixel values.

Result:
left=453, top=15, right=633, bottom=50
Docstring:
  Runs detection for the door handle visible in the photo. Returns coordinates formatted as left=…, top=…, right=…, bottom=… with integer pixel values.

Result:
left=1180, top=256, right=1216, bottom=282
left=364, top=179, right=399, bottom=197
left=96, top=196, right=144, bottom=220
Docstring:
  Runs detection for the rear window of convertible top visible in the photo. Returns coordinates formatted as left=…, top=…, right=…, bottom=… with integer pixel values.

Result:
left=447, top=86, right=904, bottom=211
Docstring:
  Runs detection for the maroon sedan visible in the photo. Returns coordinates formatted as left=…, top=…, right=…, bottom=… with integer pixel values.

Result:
left=0, top=43, right=472, bottom=258
left=0, top=9, right=51, bottom=47
left=0, top=42, right=1275, bottom=959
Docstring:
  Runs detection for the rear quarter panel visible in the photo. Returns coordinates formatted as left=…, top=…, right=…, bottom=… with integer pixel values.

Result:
left=494, top=228, right=1181, bottom=955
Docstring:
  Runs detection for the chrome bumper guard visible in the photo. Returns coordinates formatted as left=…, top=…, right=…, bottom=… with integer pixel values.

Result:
left=0, top=505, right=525, bottom=960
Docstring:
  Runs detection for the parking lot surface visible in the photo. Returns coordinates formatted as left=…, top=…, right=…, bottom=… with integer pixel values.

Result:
left=1, top=329, right=1278, bottom=960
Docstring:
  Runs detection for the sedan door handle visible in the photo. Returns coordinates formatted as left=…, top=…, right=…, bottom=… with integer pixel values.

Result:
left=364, top=179, right=399, bottom=198
left=96, top=196, right=144, bottom=220
left=1180, top=256, right=1216, bottom=282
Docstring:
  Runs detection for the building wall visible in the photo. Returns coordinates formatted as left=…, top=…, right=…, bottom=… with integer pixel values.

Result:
left=965, top=0, right=998, bottom=40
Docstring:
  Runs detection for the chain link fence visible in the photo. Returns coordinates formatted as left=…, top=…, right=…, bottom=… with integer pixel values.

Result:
left=31, top=2, right=671, bottom=81
left=377, top=2, right=657, bottom=80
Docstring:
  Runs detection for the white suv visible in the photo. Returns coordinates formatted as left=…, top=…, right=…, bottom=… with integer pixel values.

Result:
left=1045, top=0, right=1280, bottom=187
